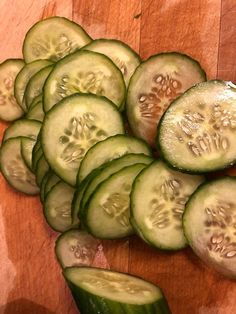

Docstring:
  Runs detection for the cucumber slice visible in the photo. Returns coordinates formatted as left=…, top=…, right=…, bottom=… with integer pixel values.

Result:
left=43, top=50, right=125, bottom=112
left=24, top=65, right=53, bottom=109
left=28, top=94, right=42, bottom=111
left=44, top=181, right=75, bottom=232
left=130, top=160, right=204, bottom=250
left=23, top=16, right=92, bottom=63
left=41, top=94, right=124, bottom=186
left=27, top=99, right=44, bottom=122
left=83, top=39, right=141, bottom=87
left=21, top=137, right=36, bottom=170
left=158, top=80, right=236, bottom=173
left=183, top=177, right=236, bottom=279
left=2, top=119, right=41, bottom=142
left=81, top=154, right=153, bottom=213
left=81, top=164, right=146, bottom=239
left=32, top=146, right=43, bottom=172
left=35, top=155, right=49, bottom=187
left=0, top=59, right=24, bottom=121
left=14, top=59, right=53, bottom=111
left=64, top=267, right=171, bottom=314
left=44, top=172, right=61, bottom=198
left=127, top=52, right=206, bottom=147
left=0, top=137, right=39, bottom=195
left=40, top=170, right=51, bottom=202
left=55, top=229, right=100, bottom=268
left=78, top=134, right=152, bottom=183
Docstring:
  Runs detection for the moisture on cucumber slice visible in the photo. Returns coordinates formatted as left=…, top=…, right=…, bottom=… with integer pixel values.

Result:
left=23, top=16, right=92, bottom=63
left=127, top=52, right=206, bottom=147
left=44, top=172, right=61, bottom=198
left=27, top=98, right=44, bottom=122
left=21, top=137, right=36, bottom=170
left=24, top=65, right=53, bottom=109
left=42, top=94, right=124, bottom=186
left=64, top=267, right=171, bottom=314
left=55, top=229, right=100, bottom=268
left=78, top=134, right=152, bottom=183
left=0, top=59, right=25, bottom=121
left=35, top=155, right=49, bottom=187
left=44, top=181, right=75, bottom=232
left=183, top=177, right=236, bottom=279
left=158, top=80, right=236, bottom=173
left=0, top=137, right=39, bottom=195
left=43, top=50, right=126, bottom=112
left=81, top=164, right=146, bottom=239
left=83, top=39, right=141, bottom=87
left=130, top=160, right=204, bottom=250
left=2, top=119, right=41, bottom=142
left=14, top=59, right=53, bottom=111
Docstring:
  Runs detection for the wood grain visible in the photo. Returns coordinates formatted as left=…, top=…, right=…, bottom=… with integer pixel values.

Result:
left=1, top=1, right=236, bottom=314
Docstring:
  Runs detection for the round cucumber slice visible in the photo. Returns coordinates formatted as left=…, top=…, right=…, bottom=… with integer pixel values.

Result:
left=43, top=50, right=126, bottom=112
left=78, top=134, right=152, bottom=183
left=183, top=177, right=236, bottom=279
left=0, top=137, right=39, bottom=195
left=81, top=164, right=146, bottom=239
left=130, top=160, right=204, bottom=250
left=158, top=80, right=236, bottom=173
left=55, top=229, right=100, bottom=268
left=23, top=16, right=92, bottom=63
left=0, top=59, right=24, bottom=121
left=14, top=59, right=53, bottom=111
left=2, top=119, right=41, bottom=142
left=21, top=137, right=36, bottom=170
left=83, top=39, right=141, bottom=87
left=24, top=65, right=53, bottom=109
left=64, top=267, right=171, bottom=314
left=41, top=94, right=124, bottom=186
left=44, top=181, right=75, bottom=232
left=127, top=52, right=206, bottom=147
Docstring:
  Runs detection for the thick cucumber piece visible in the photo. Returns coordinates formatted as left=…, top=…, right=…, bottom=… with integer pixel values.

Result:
left=55, top=229, right=100, bottom=268
left=23, top=16, right=92, bottom=63
left=0, top=59, right=24, bottom=121
left=44, top=181, right=75, bottom=232
left=44, top=172, right=61, bottom=198
left=183, top=177, right=236, bottom=279
left=64, top=267, right=171, bottom=314
left=131, top=160, right=204, bottom=250
left=27, top=98, right=44, bottom=122
left=35, top=155, right=49, bottom=187
left=81, top=164, right=146, bottom=239
left=83, top=39, right=141, bottom=87
left=24, top=65, right=53, bottom=109
left=127, top=52, right=206, bottom=147
left=0, top=137, right=39, bottom=195
left=21, top=137, right=36, bottom=170
left=42, top=94, right=124, bottom=186
left=43, top=50, right=125, bottom=112
left=2, top=119, right=41, bottom=142
left=14, top=59, right=53, bottom=111
left=158, top=80, right=236, bottom=173
left=78, top=134, right=152, bottom=183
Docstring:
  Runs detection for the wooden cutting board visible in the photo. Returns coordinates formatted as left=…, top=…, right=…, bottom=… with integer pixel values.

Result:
left=0, top=0, right=236, bottom=313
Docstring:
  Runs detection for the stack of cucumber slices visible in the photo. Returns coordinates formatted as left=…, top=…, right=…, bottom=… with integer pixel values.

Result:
left=1, top=15, right=236, bottom=314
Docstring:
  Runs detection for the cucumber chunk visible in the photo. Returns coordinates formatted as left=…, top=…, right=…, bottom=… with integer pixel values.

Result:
left=3, top=119, right=41, bottom=142
left=78, top=134, right=152, bottom=183
left=183, top=177, right=236, bottom=279
left=158, top=80, right=236, bottom=173
left=43, top=50, right=125, bottom=112
left=41, top=94, right=124, bottom=186
left=14, top=59, right=53, bottom=111
left=0, top=137, right=39, bottom=195
left=21, top=137, right=36, bottom=170
left=83, top=39, right=141, bottom=87
left=23, top=16, right=92, bottom=63
left=44, top=181, right=75, bottom=232
left=81, top=164, right=147, bottom=239
left=55, top=229, right=100, bottom=268
left=0, top=59, right=25, bottom=121
left=64, top=267, right=171, bottom=314
left=131, top=160, right=204, bottom=250
left=127, top=52, right=206, bottom=147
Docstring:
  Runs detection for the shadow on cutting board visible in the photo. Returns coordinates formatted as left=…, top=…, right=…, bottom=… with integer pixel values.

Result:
left=1, top=299, right=56, bottom=314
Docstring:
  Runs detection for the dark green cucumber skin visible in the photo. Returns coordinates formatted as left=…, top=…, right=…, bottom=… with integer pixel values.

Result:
left=32, top=147, right=43, bottom=172
left=40, top=170, right=51, bottom=202
left=156, top=80, right=236, bottom=174
left=36, top=155, right=49, bottom=186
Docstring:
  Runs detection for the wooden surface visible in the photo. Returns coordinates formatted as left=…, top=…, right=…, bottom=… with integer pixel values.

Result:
left=0, top=0, right=236, bottom=313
